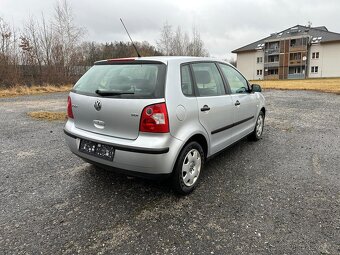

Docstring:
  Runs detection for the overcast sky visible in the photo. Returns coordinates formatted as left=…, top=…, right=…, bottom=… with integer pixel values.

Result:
left=1, top=0, right=340, bottom=59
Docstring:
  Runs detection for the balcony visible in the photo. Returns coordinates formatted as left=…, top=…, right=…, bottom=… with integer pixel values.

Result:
left=265, top=48, right=280, bottom=55
left=288, top=73, right=305, bottom=79
left=264, top=62, right=279, bottom=68
left=289, top=60, right=306, bottom=66
left=289, top=45, right=307, bottom=52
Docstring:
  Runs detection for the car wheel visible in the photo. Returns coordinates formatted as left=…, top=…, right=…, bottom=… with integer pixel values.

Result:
left=249, top=111, right=265, bottom=141
left=172, top=141, right=204, bottom=195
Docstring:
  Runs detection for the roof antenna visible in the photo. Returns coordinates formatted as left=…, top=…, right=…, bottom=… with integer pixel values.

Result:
left=120, top=18, right=141, bottom=58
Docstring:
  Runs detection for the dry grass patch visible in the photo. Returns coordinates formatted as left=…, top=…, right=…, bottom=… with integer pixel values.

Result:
left=0, top=84, right=72, bottom=98
left=27, top=111, right=67, bottom=121
left=251, top=78, right=340, bottom=95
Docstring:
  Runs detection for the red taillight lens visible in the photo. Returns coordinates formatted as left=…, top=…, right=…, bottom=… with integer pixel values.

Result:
left=67, top=96, right=74, bottom=119
left=106, top=58, right=135, bottom=62
left=140, top=103, right=169, bottom=133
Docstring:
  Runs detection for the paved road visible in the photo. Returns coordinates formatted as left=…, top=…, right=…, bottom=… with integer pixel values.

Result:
left=0, top=91, right=339, bottom=254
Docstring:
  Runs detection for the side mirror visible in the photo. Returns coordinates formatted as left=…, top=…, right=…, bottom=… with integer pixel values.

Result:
left=251, top=84, right=262, bottom=92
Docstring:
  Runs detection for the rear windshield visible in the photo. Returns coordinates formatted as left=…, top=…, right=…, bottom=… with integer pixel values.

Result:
left=72, top=63, right=167, bottom=99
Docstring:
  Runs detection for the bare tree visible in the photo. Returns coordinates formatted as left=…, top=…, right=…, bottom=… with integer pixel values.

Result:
left=225, top=57, right=237, bottom=67
left=0, top=17, right=11, bottom=59
left=39, top=13, right=54, bottom=67
left=21, top=16, right=45, bottom=83
left=0, top=17, right=20, bottom=86
left=187, top=26, right=208, bottom=57
left=157, top=21, right=173, bottom=56
left=171, top=26, right=185, bottom=55
left=157, top=22, right=209, bottom=57
left=53, top=0, right=85, bottom=79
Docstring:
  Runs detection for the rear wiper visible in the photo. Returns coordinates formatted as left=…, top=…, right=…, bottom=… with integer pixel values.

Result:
left=95, top=89, right=135, bottom=96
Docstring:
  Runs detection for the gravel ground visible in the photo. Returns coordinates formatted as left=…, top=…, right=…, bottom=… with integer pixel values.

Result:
left=0, top=90, right=339, bottom=255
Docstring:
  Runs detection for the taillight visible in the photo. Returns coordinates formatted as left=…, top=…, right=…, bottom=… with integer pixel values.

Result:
left=106, top=58, right=135, bottom=62
left=67, top=96, right=74, bottom=119
left=140, top=103, right=169, bottom=133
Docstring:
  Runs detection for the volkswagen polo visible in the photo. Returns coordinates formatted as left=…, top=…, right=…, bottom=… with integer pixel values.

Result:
left=64, top=56, right=265, bottom=194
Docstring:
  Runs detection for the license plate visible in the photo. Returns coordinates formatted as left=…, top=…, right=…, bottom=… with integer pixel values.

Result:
left=79, top=139, right=115, bottom=161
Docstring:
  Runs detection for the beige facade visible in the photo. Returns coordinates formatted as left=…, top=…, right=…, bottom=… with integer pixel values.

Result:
left=308, top=45, right=322, bottom=78
left=319, top=42, right=340, bottom=77
left=254, top=51, right=264, bottom=80
left=236, top=51, right=255, bottom=80
left=236, top=51, right=264, bottom=80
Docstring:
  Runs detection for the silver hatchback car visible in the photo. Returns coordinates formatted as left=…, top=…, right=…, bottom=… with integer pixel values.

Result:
left=64, top=56, right=265, bottom=194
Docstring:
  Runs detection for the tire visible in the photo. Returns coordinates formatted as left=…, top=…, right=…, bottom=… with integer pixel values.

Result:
left=249, top=111, right=265, bottom=141
left=171, top=141, right=204, bottom=195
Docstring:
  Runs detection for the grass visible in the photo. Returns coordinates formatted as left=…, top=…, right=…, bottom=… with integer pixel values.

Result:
left=0, top=84, right=72, bottom=98
left=27, top=111, right=67, bottom=121
left=251, top=78, right=340, bottom=95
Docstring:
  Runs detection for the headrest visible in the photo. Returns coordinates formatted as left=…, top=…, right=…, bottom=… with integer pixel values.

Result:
left=194, top=70, right=211, bottom=84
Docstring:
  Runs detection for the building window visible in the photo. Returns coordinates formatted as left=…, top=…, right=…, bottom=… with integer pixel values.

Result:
left=268, top=55, right=279, bottom=63
left=257, top=57, right=263, bottom=63
left=312, top=52, right=320, bottom=59
left=290, top=52, right=302, bottom=60
left=290, top=39, right=296, bottom=47
left=257, top=70, right=263, bottom=76
left=289, top=66, right=305, bottom=75
left=268, top=69, right=278, bottom=75
left=311, top=66, right=319, bottom=73
left=293, top=67, right=301, bottom=74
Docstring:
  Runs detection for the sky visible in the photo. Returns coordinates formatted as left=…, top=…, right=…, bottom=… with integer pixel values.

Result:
left=1, top=0, right=340, bottom=59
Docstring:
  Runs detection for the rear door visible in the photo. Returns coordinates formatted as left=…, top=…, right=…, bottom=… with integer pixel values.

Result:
left=191, top=62, right=235, bottom=155
left=218, top=63, right=258, bottom=139
left=71, top=61, right=166, bottom=140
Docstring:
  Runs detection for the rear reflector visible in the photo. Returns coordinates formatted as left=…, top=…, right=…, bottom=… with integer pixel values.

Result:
left=140, top=103, right=169, bottom=133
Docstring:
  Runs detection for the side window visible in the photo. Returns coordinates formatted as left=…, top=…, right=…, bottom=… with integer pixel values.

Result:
left=219, top=64, right=249, bottom=94
left=192, top=62, right=225, bottom=97
left=180, top=65, right=194, bottom=96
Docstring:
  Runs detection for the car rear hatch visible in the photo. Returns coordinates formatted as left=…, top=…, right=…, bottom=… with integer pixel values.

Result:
left=70, top=59, right=167, bottom=140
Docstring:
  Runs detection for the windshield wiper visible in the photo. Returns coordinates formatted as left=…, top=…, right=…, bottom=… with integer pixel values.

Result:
left=95, top=89, right=135, bottom=96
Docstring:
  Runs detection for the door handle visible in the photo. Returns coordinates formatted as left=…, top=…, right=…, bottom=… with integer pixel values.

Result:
left=201, top=105, right=210, bottom=112
left=235, top=100, right=241, bottom=106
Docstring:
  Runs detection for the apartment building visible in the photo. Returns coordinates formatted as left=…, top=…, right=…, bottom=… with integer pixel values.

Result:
left=232, top=25, right=340, bottom=80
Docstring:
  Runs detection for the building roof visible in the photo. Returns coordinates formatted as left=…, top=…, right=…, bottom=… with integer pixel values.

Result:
left=232, top=25, right=340, bottom=53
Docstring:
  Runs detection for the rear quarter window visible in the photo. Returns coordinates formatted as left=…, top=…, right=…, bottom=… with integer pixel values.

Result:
left=180, top=65, right=194, bottom=96
left=72, top=63, right=166, bottom=99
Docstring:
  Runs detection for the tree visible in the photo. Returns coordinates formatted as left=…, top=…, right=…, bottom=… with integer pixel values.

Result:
left=187, top=26, right=208, bottom=57
left=157, top=21, right=173, bottom=56
left=157, top=22, right=209, bottom=57
left=171, top=26, right=186, bottom=55
left=0, top=17, right=20, bottom=86
left=53, top=0, right=85, bottom=80
left=225, top=57, right=237, bottom=67
left=21, top=16, right=44, bottom=83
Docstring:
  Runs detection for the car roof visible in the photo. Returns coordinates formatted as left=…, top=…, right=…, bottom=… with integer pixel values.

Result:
left=94, top=56, right=230, bottom=66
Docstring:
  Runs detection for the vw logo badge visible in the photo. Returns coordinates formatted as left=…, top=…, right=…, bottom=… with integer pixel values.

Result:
left=94, top=100, right=102, bottom=111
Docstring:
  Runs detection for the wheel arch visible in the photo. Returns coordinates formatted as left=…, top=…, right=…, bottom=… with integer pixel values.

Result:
left=184, top=133, right=208, bottom=159
left=260, top=107, right=266, bottom=117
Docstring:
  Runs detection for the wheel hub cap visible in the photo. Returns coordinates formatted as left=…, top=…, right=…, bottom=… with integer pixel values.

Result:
left=182, top=149, right=201, bottom=187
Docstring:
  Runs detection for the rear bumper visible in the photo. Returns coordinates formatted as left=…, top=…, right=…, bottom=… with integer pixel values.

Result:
left=64, top=120, right=182, bottom=175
